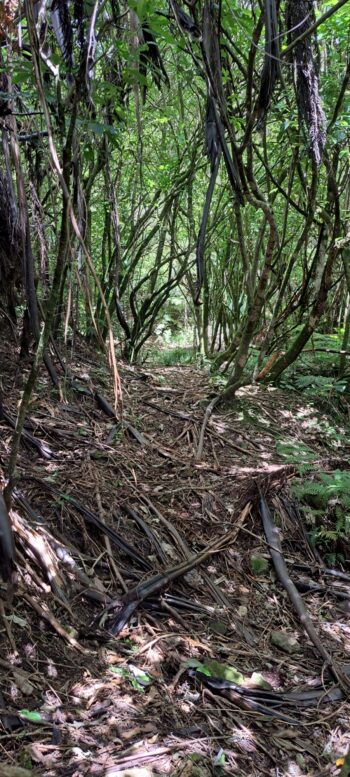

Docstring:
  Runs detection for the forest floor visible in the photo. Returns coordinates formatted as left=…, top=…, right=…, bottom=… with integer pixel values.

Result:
left=1, top=338, right=350, bottom=777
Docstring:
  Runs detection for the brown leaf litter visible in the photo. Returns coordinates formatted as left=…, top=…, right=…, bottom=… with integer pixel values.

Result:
left=0, top=340, right=349, bottom=776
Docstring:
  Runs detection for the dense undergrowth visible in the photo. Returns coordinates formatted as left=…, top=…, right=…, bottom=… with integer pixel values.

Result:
left=148, top=330, right=350, bottom=401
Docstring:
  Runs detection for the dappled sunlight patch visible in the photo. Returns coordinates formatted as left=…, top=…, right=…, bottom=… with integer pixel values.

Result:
left=9, top=682, right=20, bottom=702
left=323, top=728, right=350, bottom=772
left=46, top=658, right=58, bottom=679
left=69, top=673, right=144, bottom=715
left=230, top=724, right=259, bottom=753
left=237, top=385, right=261, bottom=397
left=295, top=406, right=315, bottom=419
left=279, top=409, right=294, bottom=419
left=23, top=642, right=37, bottom=660
left=129, top=644, right=163, bottom=667
left=319, top=620, right=350, bottom=654
left=105, top=768, right=155, bottom=776
left=225, top=462, right=289, bottom=476
left=178, top=696, right=199, bottom=714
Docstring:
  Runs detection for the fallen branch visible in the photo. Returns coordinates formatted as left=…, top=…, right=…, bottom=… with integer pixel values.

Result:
left=97, top=502, right=250, bottom=636
left=94, top=392, right=146, bottom=445
left=23, top=592, right=88, bottom=654
left=0, top=405, right=56, bottom=460
left=192, top=671, right=299, bottom=725
left=141, top=495, right=232, bottom=608
left=12, top=511, right=67, bottom=603
left=33, top=479, right=152, bottom=572
left=195, top=395, right=220, bottom=462
left=142, top=400, right=194, bottom=421
left=259, top=491, right=350, bottom=694
left=122, top=504, right=168, bottom=565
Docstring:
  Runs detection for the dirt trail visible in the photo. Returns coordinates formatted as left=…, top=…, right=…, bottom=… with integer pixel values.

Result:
left=0, top=343, right=349, bottom=776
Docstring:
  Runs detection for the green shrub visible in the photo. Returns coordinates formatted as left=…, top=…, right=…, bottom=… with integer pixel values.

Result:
left=147, top=345, right=196, bottom=366
left=292, top=470, right=350, bottom=563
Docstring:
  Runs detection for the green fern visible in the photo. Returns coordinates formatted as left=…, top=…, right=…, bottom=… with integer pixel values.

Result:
left=292, top=470, right=350, bottom=554
left=294, top=374, right=334, bottom=391
left=293, top=470, right=350, bottom=504
left=317, top=527, right=338, bottom=542
left=293, top=480, right=326, bottom=498
left=276, top=440, right=316, bottom=469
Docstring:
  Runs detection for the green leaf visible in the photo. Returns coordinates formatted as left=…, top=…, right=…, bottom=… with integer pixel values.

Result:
left=201, top=660, right=245, bottom=684
left=213, top=749, right=227, bottom=766
left=183, top=659, right=211, bottom=676
left=6, top=614, right=28, bottom=627
left=20, top=709, right=42, bottom=722
left=184, top=658, right=203, bottom=669
left=110, top=666, right=130, bottom=679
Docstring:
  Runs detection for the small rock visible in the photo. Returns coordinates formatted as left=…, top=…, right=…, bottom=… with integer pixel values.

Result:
left=271, top=630, right=300, bottom=654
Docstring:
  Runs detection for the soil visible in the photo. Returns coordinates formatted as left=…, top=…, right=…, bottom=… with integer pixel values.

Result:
left=0, top=339, right=350, bottom=777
